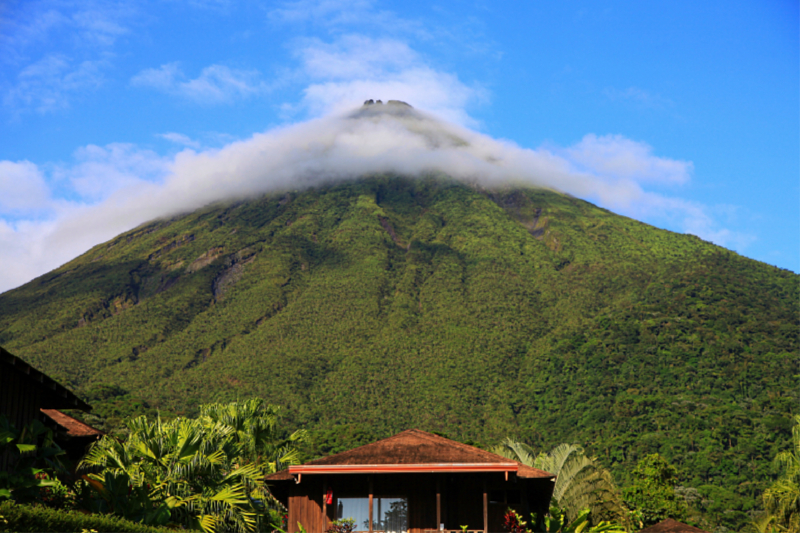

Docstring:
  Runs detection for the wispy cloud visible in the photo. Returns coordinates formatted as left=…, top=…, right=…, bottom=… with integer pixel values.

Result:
left=3, top=55, right=106, bottom=113
left=158, top=132, right=202, bottom=149
left=70, top=4, right=130, bottom=48
left=1, top=0, right=134, bottom=115
left=56, top=143, right=170, bottom=201
left=270, top=0, right=373, bottom=22
left=131, top=63, right=271, bottom=104
left=0, top=15, right=750, bottom=292
left=0, top=7, right=67, bottom=65
left=564, top=134, right=693, bottom=186
left=269, top=0, right=426, bottom=37
left=629, top=193, right=755, bottom=251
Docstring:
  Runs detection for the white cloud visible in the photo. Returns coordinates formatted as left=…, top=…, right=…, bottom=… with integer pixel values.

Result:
left=294, top=35, right=485, bottom=127
left=131, top=63, right=270, bottom=104
left=564, top=134, right=693, bottom=186
left=158, top=132, right=202, bottom=149
left=0, top=160, right=52, bottom=212
left=0, top=101, right=746, bottom=293
left=60, top=143, right=171, bottom=200
left=0, top=30, right=747, bottom=293
left=299, top=35, right=418, bottom=79
left=0, top=142, right=171, bottom=291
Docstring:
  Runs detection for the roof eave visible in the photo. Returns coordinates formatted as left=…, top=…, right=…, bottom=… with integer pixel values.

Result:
left=289, top=463, right=520, bottom=475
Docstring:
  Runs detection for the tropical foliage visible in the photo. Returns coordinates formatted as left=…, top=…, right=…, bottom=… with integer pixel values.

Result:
left=0, top=176, right=797, bottom=531
left=493, top=439, right=628, bottom=528
left=199, top=398, right=307, bottom=469
left=540, top=506, right=626, bottom=533
left=79, top=399, right=303, bottom=532
left=325, top=517, right=356, bottom=533
left=0, top=415, right=69, bottom=504
left=503, top=508, right=531, bottom=533
left=759, top=415, right=799, bottom=532
left=503, top=506, right=625, bottom=533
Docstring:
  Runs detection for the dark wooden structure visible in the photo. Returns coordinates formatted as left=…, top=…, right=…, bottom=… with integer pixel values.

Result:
left=638, top=519, right=709, bottom=533
left=40, top=408, right=104, bottom=462
left=1, top=346, right=93, bottom=470
left=268, top=429, right=555, bottom=533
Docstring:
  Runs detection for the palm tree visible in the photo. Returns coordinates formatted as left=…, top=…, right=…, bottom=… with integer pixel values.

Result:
left=80, top=400, right=305, bottom=533
left=199, top=398, right=307, bottom=472
left=762, top=414, right=799, bottom=532
left=492, top=439, right=629, bottom=529
left=748, top=512, right=778, bottom=533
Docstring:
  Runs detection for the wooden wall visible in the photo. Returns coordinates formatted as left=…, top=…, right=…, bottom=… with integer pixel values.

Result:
left=0, top=366, right=45, bottom=471
left=288, top=476, right=325, bottom=533
left=283, top=471, right=553, bottom=533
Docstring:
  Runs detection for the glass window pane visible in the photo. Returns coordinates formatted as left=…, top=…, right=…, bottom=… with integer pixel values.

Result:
left=337, top=497, right=371, bottom=532
left=374, top=497, right=407, bottom=533
left=336, top=496, right=408, bottom=533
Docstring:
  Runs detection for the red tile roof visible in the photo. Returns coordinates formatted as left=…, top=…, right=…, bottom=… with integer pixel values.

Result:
left=268, top=429, right=553, bottom=480
left=638, top=519, right=709, bottom=533
left=40, top=409, right=104, bottom=438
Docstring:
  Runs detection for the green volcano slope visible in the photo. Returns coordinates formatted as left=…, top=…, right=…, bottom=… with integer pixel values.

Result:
left=0, top=176, right=796, bottom=529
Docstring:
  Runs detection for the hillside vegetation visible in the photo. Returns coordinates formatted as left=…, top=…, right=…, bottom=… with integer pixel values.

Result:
left=0, top=176, right=796, bottom=531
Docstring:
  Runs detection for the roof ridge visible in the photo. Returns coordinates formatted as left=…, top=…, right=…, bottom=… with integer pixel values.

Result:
left=305, top=428, right=533, bottom=466
left=407, top=429, right=516, bottom=461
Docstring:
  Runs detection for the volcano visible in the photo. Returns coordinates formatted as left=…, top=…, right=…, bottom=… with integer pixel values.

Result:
left=0, top=102, right=796, bottom=531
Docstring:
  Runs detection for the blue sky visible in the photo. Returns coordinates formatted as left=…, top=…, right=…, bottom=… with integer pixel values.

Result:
left=0, top=0, right=797, bottom=293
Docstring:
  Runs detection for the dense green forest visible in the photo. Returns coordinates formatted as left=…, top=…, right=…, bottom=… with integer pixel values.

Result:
left=0, top=176, right=796, bottom=531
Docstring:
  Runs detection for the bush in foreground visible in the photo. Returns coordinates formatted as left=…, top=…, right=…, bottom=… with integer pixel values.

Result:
left=0, top=501, right=173, bottom=533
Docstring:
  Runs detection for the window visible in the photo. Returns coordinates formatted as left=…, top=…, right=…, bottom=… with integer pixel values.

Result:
left=336, top=496, right=408, bottom=533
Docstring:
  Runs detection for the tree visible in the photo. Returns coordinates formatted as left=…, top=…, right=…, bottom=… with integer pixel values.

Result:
left=199, top=398, right=306, bottom=471
left=80, top=399, right=305, bottom=533
left=761, top=414, right=799, bottom=532
left=492, top=439, right=628, bottom=528
left=622, top=453, right=687, bottom=527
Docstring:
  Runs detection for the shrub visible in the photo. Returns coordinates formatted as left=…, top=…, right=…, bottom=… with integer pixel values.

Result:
left=326, top=517, right=356, bottom=533
left=0, top=501, right=173, bottom=533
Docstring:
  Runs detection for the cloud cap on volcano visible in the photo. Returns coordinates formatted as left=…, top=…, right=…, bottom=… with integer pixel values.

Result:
left=0, top=100, right=745, bottom=293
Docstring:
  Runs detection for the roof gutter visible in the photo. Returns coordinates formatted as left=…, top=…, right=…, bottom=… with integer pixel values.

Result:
left=288, top=463, right=520, bottom=475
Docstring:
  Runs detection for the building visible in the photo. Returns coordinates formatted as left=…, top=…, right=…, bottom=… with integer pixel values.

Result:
left=267, top=429, right=555, bottom=533
left=40, top=408, right=104, bottom=463
left=1, top=346, right=97, bottom=470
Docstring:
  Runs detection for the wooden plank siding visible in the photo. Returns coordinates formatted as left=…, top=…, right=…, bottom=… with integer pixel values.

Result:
left=285, top=472, right=550, bottom=533
left=0, top=347, right=92, bottom=472
left=0, top=366, right=44, bottom=471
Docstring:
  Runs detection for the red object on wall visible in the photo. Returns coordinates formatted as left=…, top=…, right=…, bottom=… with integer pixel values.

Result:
left=326, top=487, right=333, bottom=505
